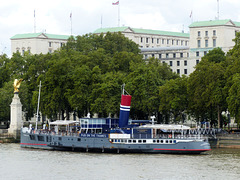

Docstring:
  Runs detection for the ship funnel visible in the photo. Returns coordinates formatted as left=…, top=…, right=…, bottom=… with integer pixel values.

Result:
left=119, top=94, right=132, bottom=128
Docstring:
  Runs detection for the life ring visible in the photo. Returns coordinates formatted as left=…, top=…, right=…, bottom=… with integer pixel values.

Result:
left=168, top=134, right=172, bottom=138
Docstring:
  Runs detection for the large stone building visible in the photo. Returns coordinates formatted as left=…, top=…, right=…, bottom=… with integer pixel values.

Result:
left=10, top=19, right=240, bottom=76
left=10, top=33, right=70, bottom=55
left=188, top=19, right=240, bottom=74
left=94, top=19, right=240, bottom=75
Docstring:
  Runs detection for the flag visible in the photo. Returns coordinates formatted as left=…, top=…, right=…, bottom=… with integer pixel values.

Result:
left=70, top=12, right=72, bottom=19
left=112, top=1, right=119, bottom=5
left=189, top=11, right=192, bottom=18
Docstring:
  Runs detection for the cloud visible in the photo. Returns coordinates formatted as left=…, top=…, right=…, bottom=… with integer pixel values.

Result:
left=1, top=0, right=240, bottom=57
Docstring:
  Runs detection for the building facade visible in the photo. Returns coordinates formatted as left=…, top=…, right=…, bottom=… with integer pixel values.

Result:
left=188, top=19, right=240, bottom=74
left=11, top=33, right=70, bottom=55
left=94, top=19, right=240, bottom=75
left=10, top=19, right=240, bottom=76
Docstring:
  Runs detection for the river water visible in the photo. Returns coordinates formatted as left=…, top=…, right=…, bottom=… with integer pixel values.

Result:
left=1, top=143, right=240, bottom=180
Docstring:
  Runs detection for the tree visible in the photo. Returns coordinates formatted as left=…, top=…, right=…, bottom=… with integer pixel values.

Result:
left=227, top=73, right=240, bottom=128
left=159, top=76, right=188, bottom=123
left=188, top=48, right=227, bottom=128
left=127, top=58, right=178, bottom=120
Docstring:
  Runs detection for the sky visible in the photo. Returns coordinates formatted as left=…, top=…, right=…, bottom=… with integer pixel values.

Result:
left=1, top=0, right=240, bottom=57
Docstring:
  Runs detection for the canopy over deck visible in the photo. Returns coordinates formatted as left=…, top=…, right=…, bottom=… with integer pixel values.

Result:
left=49, top=120, right=78, bottom=126
left=139, top=124, right=190, bottom=130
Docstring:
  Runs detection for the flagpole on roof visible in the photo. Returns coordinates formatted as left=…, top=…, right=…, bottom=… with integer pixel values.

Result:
left=112, top=1, right=120, bottom=27
left=70, top=12, right=72, bottom=35
left=217, top=0, right=220, bottom=20
left=118, top=1, right=120, bottom=27
left=34, top=9, right=36, bottom=33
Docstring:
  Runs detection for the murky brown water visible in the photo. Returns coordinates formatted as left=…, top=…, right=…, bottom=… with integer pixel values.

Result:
left=1, top=143, right=240, bottom=180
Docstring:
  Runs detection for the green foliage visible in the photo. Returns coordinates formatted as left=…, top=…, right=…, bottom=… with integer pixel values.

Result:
left=0, top=81, right=13, bottom=121
left=127, top=58, right=177, bottom=119
left=227, top=73, right=240, bottom=126
left=3, top=31, right=240, bottom=127
left=159, top=76, right=188, bottom=123
left=188, top=49, right=227, bottom=127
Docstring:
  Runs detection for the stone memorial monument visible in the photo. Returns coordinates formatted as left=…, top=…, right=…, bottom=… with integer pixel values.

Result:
left=8, top=79, right=23, bottom=138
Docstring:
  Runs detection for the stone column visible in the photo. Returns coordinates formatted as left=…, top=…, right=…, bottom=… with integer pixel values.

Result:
left=8, top=93, right=23, bottom=138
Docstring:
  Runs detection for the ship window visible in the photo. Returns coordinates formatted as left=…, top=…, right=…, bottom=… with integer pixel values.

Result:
left=58, top=137, right=62, bottom=141
left=166, top=140, right=168, bottom=143
left=170, top=140, right=172, bottom=143
left=157, top=140, right=160, bottom=143
left=77, top=138, right=81, bottom=142
left=133, top=140, right=136, bottom=143
left=153, top=140, right=156, bottom=143
left=128, top=140, right=132, bottom=143
left=29, top=135, right=35, bottom=140
left=37, top=136, right=44, bottom=141
left=161, top=140, right=164, bottom=143
left=118, top=139, right=120, bottom=142
left=138, top=140, right=142, bottom=143
left=174, top=140, right=177, bottom=143
left=143, top=140, right=146, bottom=143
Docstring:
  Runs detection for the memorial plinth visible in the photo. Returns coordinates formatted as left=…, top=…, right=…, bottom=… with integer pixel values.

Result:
left=8, top=93, right=23, bottom=138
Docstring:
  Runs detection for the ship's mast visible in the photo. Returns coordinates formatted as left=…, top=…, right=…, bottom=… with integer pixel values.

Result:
left=35, top=81, right=41, bottom=130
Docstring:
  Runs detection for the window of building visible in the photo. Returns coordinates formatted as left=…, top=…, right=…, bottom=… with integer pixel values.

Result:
left=213, top=30, right=216, bottom=36
left=177, top=61, right=180, bottom=66
left=177, top=69, right=180, bottom=74
left=169, top=61, right=172, bottom=66
left=172, top=40, right=174, bottom=45
left=166, top=53, right=169, bottom=58
left=196, top=51, right=199, bottom=57
left=144, top=54, right=148, bottom=59
left=205, top=31, right=208, bottom=37
left=187, top=53, right=189, bottom=57
left=22, top=49, right=25, bottom=55
left=185, top=41, right=188, bottom=46
left=181, top=40, right=183, bottom=46
left=204, top=51, right=207, bottom=56
left=180, top=53, right=183, bottom=58
left=162, top=61, right=165, bottom=64
left=184, top=69, right=187, bottom=74
left=159, top=54, right=162, bottom=59
left=157, top=39, right=159, bottom=44
left=198, top=31, right=201, bottom=37
left=167, top=39, right=169, bottom=44
left=184, top=60, right=187, bottom=66
left=146, top=38, right=149, bottom=43
left=213, top=39, right=216, bottom=47
left=141, top=37, right=143, bottom=43
left=205, top=40, right=208, bottom=47
left=152, top=54, right=154, bottom=57
left=60, top=43, right=64, bottom=47
left=196, top=60, right=199, bottom=64
left=152, top=38, right=154, bottom=43
left=197, top=40, right=201, bottom=48
left=49, top=49, right=52, bottom=53
left=173, top=53, right=176, bottom=58
left=162, top=39, right=164, bottom=44
left=49, top=42, right=52, bottom=47
left=177, top=40, right=179, bottom=45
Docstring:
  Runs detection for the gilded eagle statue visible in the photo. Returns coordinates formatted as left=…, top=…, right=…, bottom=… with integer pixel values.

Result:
left=13, top=79, right=23, bottom=93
